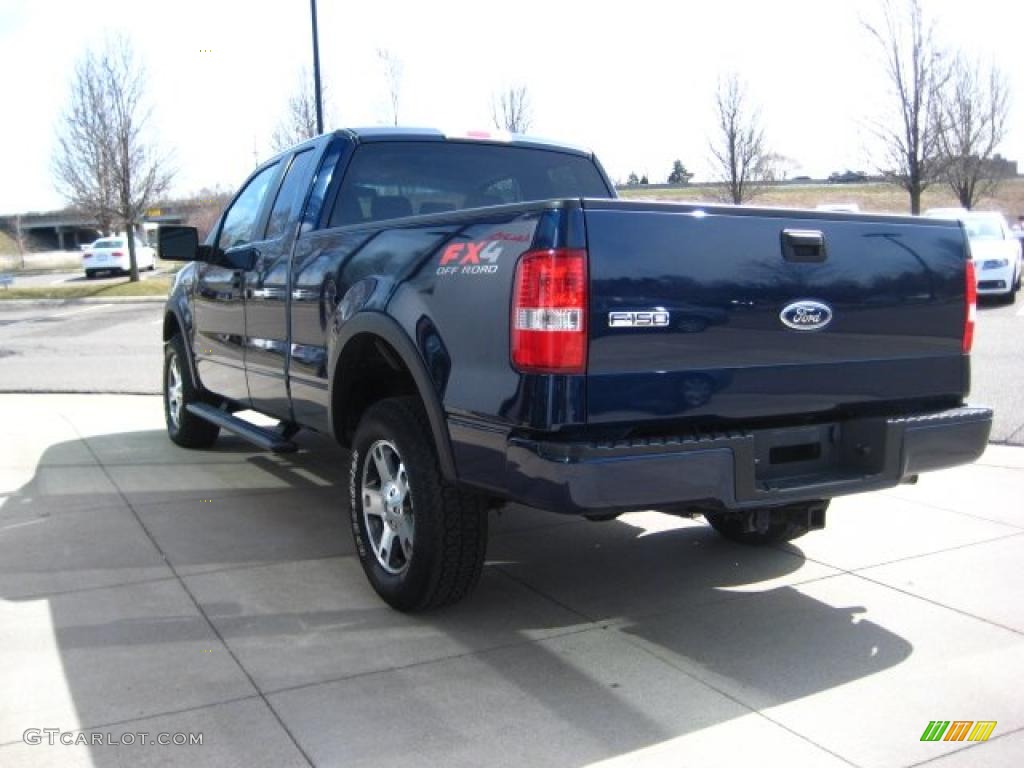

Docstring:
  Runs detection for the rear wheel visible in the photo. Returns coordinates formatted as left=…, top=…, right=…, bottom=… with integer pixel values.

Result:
left=705, top=500, right=828, bottom=545
left=85, top=270, right=96, bottom=280
left=163, top=334, right=220, bottom=448
left=349, top=397, right=488, bottom=611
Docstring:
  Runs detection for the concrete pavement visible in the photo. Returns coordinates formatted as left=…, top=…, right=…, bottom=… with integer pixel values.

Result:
left=1, top=393, right=1022, bottom=767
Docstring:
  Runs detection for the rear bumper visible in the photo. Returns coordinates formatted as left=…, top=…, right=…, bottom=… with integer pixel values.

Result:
left=496, top=406, right=992, bottom=514
left=84, top=260, right=127, bottom=271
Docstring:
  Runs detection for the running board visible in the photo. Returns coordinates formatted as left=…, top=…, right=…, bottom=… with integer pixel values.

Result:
left=186, top=403, right=298, bottom=453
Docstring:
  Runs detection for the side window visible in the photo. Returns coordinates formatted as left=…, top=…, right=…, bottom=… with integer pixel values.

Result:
left=218, top=163, right=279, bottom=250
left=265, top=149, right=316, bottom=240
left=301, top=138, right=347, bottom=235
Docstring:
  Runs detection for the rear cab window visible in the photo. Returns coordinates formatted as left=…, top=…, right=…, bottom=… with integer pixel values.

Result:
left=327, top=141, right=611, bottom=227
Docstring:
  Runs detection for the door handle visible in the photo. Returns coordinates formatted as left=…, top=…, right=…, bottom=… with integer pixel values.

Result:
left=250, top=287, right=286, bottom=300
left=781, top=229, right=827, bottom=263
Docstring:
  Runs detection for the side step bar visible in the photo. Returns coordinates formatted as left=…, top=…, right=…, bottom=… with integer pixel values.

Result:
left=186, top=403, right=299, bottom=453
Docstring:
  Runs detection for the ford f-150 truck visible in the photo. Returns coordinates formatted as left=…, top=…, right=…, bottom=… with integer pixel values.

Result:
left=159, top=127, right=992, bottom=611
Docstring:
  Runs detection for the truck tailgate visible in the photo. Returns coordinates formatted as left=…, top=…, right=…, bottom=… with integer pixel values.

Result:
left=583, top=200, right=969, bottom=425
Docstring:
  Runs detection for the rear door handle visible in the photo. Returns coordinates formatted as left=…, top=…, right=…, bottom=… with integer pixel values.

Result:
left=781, top=229, right=827, bottom=263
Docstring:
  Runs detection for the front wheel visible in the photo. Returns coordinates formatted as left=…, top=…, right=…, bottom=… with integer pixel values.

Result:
left=349, top=397, right=488, bottom=611
left=705, top=500, right=828, bottom=545
left=163, top=334, right=220, bottom=448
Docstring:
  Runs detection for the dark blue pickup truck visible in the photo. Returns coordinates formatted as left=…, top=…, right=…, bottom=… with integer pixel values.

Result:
left=160, top=127, right=992, bottom=610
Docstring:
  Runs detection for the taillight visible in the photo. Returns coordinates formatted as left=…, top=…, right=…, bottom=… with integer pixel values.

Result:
left=511, top=248, right=588, bottom=373
left=963, top=260, right=976, bottom=353
left=83, top=252, right=92, bottom=259
left=112, top=251, right=124, bottom=257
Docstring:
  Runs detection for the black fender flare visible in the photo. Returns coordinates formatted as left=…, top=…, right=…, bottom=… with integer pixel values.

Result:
left=163, top=304, right=201, bottom=391
left=328, top=312, right=458, bottom=483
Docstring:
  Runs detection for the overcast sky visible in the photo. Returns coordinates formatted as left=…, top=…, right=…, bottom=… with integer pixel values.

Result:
left=1, top=0, right=1021, bottom=214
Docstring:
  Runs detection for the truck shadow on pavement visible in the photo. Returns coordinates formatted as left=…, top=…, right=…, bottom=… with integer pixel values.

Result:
left=0, top=428, right=914, bottom=766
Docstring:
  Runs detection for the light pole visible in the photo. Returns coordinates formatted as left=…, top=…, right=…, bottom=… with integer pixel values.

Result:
left=310, top=0, right=324, bottom=135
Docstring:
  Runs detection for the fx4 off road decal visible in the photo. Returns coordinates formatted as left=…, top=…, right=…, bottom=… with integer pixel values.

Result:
left=436, top=241, right=504, bottom=276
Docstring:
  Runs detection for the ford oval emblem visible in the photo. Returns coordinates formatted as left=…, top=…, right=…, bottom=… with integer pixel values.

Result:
left=780, top=300, right=833, bottom=331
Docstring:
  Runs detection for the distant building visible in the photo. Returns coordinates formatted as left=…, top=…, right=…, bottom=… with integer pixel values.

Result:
left=988, top=154, right=1018, bottom=177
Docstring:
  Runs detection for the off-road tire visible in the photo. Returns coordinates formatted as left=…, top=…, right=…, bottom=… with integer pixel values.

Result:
left=163, top=334, right=220, bottom=449
left=349, top=396, right=488, bottom=611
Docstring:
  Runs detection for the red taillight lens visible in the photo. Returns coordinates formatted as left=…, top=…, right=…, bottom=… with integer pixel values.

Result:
left=83, top=253, right=92, bottom=259
left=112, top=251, right=124, bottom=257
left=511, top=248, right=588, bottom=373
left=963, top=260, right=976, bottom=353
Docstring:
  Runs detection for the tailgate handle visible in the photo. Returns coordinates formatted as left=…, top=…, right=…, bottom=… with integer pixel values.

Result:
left=781, top=229, right=827, bottom=263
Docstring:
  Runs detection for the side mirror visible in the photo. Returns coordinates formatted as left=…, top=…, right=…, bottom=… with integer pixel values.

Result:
left=222, top=247, right=258, bottom=272
left=158, top=226, right=204, bottom=261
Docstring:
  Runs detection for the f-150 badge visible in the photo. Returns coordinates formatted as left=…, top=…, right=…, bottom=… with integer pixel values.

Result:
left=780, top=300, right=833, bottom=330
left=608, top=311, right=671, bottom=328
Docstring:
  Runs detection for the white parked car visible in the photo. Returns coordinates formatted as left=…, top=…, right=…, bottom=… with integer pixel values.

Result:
left=82, top=238, right=156, bottom=278
left=924, top=209, right=1023, bottom=302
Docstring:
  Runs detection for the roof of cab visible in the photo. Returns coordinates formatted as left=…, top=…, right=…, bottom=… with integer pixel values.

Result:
left=336, top=126, right=594, bottom=158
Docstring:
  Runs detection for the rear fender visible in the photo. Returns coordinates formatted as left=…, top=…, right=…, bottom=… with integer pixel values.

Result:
left=328, top=312, right=458, bottom=483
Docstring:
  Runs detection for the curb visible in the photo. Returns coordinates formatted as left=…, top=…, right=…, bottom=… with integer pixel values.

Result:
left=0, top=296, right=167, bottom=306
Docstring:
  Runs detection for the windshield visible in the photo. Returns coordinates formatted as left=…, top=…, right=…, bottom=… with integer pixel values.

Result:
left=963, top=218, right=1004, bottom=241
left=93, top=239, right=125, bottom=248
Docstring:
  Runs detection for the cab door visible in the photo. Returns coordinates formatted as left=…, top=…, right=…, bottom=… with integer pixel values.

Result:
left=193, top=161, right=280, bottom=405
left=243, top=147, right=319, bottom=420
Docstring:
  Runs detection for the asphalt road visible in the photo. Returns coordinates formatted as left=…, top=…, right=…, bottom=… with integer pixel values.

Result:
left=0, top=297, right=1021, bottom=443
left=7, top=267, right=171, bottom=288
left=972, top=297, right=1024, bottom=443
left=0, top=301, right=163, bottom=394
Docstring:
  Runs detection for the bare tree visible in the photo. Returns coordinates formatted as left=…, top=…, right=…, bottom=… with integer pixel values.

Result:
left=54, top=36, right=172, bottom=281
left=708, top=74, right=771, bottom=204
left=863, top=0, right=949, bottom=214
left=377, top=48, right=403, bottom=126
left=184, top=187, right=234, bottom=241
left=14, top=216, right=28, bottom=269
left=53, top=51, right=117, bottom=236
left=272, top=68, right=326, bottom=152
left=935, top=57, right=1010, bottom=209
left=491, top=86, right=532, bottom=133
left=760, top=152, right=797, bottom=183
